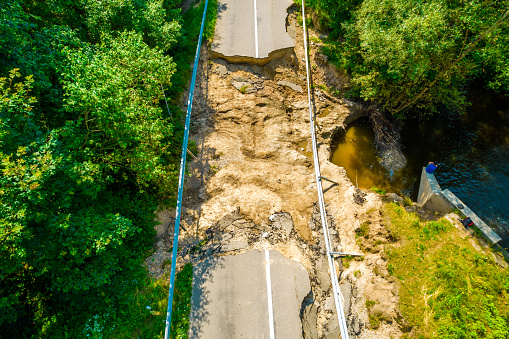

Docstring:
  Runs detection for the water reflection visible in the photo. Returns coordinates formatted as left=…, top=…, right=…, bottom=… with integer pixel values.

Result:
left=330, top=88, right=509, bottom=249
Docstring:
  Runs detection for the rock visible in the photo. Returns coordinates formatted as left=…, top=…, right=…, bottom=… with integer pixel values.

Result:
left=221, top=233, right=233, bottom=242
left=325, top=294, right=335, bottom=312
left=386, top=192, right=403, bottom=203
left=316, top=53, right=328, bottom=63
left=287, top=25, right=297, bottom=39
left=301, top=299, right=318, bottom=339
left=316, top=258, right=331, bottom=291
left=405, top=206, right=416, bottom=213
left=233, top=75, right=248, bottom=82
left=231, top=219, right=257, bottom=229
left=221, top=241, right=248, bottom=252
left=244, top=87, right=257, bottom=94
left=216, top=211, right=243, bottom=231
left=231, top=80, right=256, bottom=93
left=379, top=147, right=407, bottom=172
left=353, top=315, right=361, bottom=334
left=324, top=316, right=339, bottom=339
left=340, top=281, right=352, bottom=315
left=291, top=100, right=308, bottom=109
left=353, top=188, right=367, bottom=205
left=217, top=64, right=228, bottom=76
left=269, top=212, right=294, bottom=236
left=277, top=80, right=303, bottom=93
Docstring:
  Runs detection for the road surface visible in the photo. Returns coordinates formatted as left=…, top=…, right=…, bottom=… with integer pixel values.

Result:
left=188, top=250, right=311, bottom=338
left=211, top=0, right=295, bottom=64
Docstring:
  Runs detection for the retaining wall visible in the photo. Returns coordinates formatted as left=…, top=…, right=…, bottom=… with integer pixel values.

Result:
left=417, top=167, right=509, bottom=261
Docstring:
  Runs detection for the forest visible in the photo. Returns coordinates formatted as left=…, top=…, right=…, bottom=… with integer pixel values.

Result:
left=0, top=0, right=215, bottom=337
left=309, top=0, right=509, bottom=117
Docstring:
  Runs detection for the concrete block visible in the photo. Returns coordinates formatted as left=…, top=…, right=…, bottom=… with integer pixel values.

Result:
left=417, top=167, right=452, bottom=214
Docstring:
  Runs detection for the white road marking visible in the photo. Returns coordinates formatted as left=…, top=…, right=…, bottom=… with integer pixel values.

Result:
left=253, top=0, right=259, bottom=58
left=265, top=249, right=275, bottom=339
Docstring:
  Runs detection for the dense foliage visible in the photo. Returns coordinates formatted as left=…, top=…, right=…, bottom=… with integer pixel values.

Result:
left=0, top=0, right=215, bottom=337
left=309, top=0, right=509, bottom=117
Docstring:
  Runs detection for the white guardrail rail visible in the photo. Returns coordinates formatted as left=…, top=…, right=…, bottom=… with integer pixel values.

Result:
left=300, top=0, right=350, bottom=338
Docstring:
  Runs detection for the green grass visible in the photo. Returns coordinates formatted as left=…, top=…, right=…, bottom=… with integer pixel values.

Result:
left=403, top=196, right=413, bottom=207
left=356, top=221, right=370, bottom=238
left=371, top=186, right=386, bottom=195
left=109, top=264, right=194, bottom=339
left=342, top=255, right=354, bottom=269
left=384, top=203, right=509, bottom=339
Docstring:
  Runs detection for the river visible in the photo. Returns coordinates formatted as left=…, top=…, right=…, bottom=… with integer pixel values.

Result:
left=331, top=88, right=509, bottom=250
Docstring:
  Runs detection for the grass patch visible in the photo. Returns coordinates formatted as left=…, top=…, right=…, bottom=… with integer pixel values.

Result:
left=384, top=203, right=509, bottom=338
left=310, top=36, right=322, bottom=43
left=342, top=255, right=354, bottom=269
left=371, top=186, right=386, bottom=195
left=366, top=300, right=376, bottom=308
left=451, top=208, right=467, bottom=219
left=110, top=264, right=194, bottom=338
left=356, top=221, right=370, bottom=238
left=403, top=196, right=413, bottom=207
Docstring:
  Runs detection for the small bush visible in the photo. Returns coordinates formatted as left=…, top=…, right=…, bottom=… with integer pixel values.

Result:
left=371, top=186, right=386, bottom=195
left=356, top=221, right=370, bottom=238
left=366, top=300, right=376, bottom=308
left=342, top=255, right=353, bottom=269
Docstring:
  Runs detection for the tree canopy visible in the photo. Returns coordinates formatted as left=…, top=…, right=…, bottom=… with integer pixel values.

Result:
left=0, top=0, right=216, bottom=336
left=311, top=0, right=509, bottom=117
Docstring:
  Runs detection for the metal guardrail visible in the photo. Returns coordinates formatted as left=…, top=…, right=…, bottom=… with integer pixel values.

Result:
left=300, top=1, right=350, bottom=338
left=163, top=0, right=209, bottom=337
left=163, top=1, right=349, bottom=337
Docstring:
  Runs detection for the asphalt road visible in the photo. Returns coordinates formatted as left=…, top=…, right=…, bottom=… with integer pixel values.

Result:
left=188, top=250, right=311, bottom=338
left=211, top=0, right=294, bottom=61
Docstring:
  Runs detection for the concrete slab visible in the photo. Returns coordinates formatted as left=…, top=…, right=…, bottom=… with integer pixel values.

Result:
left=277, top=80, right=303, bottom=92
left=211, top=0, right=295, bottom=65
left=442, top=189, right=502, bottom=244
left=188, top=249, right=310, bottom=338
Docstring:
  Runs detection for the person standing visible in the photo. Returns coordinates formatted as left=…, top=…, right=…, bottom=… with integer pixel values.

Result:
left=426, top=161, right=438, bottom=174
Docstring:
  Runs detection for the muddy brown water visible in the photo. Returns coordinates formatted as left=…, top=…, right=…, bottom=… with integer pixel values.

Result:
left=331, top=88, right=509, bottom=250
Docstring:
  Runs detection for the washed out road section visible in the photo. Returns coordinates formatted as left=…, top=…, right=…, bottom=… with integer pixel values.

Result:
left=188, top=250, right=310, bottom=338
left=211, top=0, right=295, bottom=65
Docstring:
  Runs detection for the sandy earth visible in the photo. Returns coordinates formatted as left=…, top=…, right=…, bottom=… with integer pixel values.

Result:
left=146, top=6, right=407, bottom=339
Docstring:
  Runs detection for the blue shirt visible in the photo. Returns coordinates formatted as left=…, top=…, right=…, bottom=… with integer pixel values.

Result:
left=426, top=163, right=437, bottom=174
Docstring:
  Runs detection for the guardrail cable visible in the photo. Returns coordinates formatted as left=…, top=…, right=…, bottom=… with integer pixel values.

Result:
left=300, top=1, right=350, bottom=338
left=163, top=0, right=209, bottom=338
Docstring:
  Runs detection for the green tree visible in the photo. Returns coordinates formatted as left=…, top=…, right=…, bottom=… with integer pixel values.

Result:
left=84, top=0, right=182, bottom=50
left=0, top=69, right=158, bottom=337
left=0, top=0, right=212, bottom=336
left=316, top=0, right=509, bottom=117
left=63, top=31, right=180, bottom=197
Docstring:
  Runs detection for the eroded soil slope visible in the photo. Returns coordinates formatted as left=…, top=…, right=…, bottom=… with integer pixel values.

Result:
left=148, top=9, right=407, bottom=339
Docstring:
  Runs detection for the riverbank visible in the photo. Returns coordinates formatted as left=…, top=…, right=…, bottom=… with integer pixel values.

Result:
left=382, top=203, right=509, bottom=338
